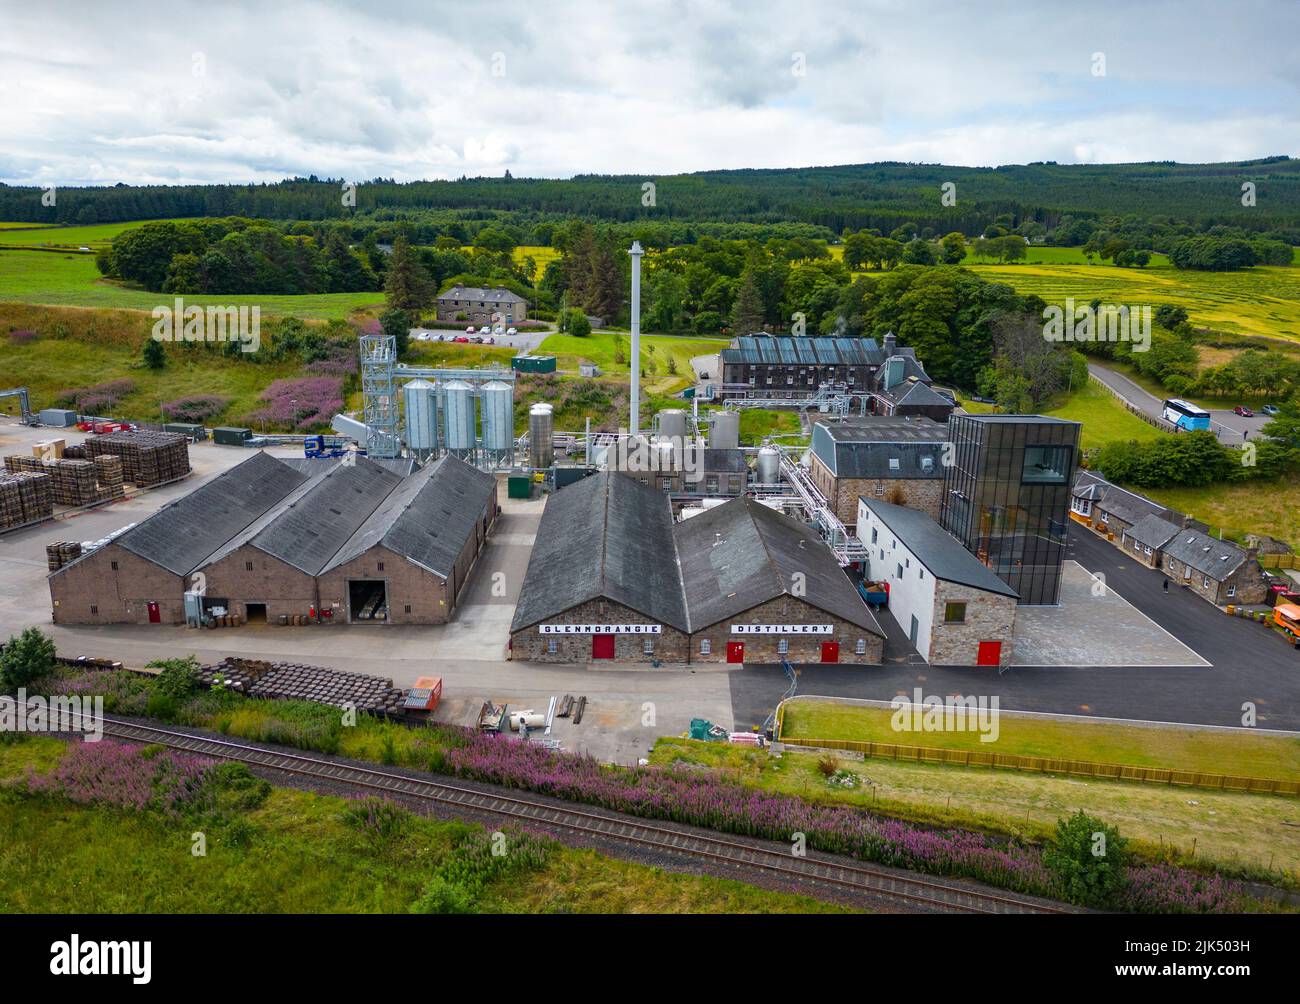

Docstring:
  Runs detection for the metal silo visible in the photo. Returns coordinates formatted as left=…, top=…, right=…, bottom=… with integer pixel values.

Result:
left=757, top=444, right=781, bottom=485
left=480, top=380, right=514, bottom=461
left=402, top=379, right=439, bottom=459
left=657, top=408, right=688, bottom=443
left=710, top=409, right=740, bottom=449
left=443, top=380, right=476, bottom=455
left=529, top=403, right=553, bottom=470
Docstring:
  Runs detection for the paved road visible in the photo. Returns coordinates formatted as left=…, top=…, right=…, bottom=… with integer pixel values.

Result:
left=408, top=325, right=554, bottom=355
left=731, top=524, right=1300, bottom=732
left=1087, top=362, right=1270, bottom=441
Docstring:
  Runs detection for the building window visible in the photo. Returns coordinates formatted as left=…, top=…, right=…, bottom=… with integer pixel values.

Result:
left=547, top=638, right=557, bottom=654
left=1098, top=511, right=1108, bottom=523
left=378, top=562, right=385, bottom=572
left=404, top=604, right=412, bottom=613
left=944, top=602, right=967, bottom=624
left=874, top=484, right=885, bottom=496
left=888, top=457, right=900, bottom=471
left=90, top=605, right=98, bottom=615
left=855, top=638, right=867, bottom=655
left=111, top=561, right=118, bottom=571
left=905, top=558, right=910, bottom=568
left=920, top=456, right=934, bottom=474
left=700, top=639, right=711, bottom=655
left=896, top=563, right=903, bottom=579
left=871, top=527, right=878, bottom=543
left=1202, top=576, right=1210, bottom=588
left=1227, top=584, right=1236, bottom=597
left=661, top=478, right=672, bottom=490
left=1143, top=545, right=1152, bottom=556
left=706, top=478, right=718, bottom=493
left=777, top=639, right=789, bottom=654
left=643, top=638, right=655, bottom=654
left=918, top=568, right=924, bottom=580
left=1021, top=444, right=1073, bottom=485
left=245, top=561, right=253, bottom=571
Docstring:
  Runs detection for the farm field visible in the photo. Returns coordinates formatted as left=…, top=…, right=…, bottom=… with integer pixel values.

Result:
left=0, top=737, right=847, bottom=915
left=967, top=260, right=1300, bottom=343
left=1143, top=472, right=1300, bottom=549
left=778, top=699, right=1300, bottom=782
left=0, top=219, right=200, bottom=248
left=0, top=248, right=384, bottom=319
left=1044, top=379, right=1164, bottom=449
left=652, top=738, right=1300, bottom=879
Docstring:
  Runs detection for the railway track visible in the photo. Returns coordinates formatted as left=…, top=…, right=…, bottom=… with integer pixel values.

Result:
left=62, top=710, right=1074, bottom=914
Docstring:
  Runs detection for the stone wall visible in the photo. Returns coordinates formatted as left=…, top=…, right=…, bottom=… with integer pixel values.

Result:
left=689, top=594, right=884, bottom=665
left=926, top=580, right=1017, bottom=667
left=510, top=597, right=690, bottom=664
left=49, top=543, right=185, bottom=625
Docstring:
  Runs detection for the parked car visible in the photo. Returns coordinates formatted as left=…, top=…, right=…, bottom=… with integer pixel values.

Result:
left=484, top=337, right=494, bottom=345
left=1233, top=405, right=1254, bottom=417
left=506, top=327, right=517, bottom=336
left=469, top=336, right=483, bottom=343
left=465, top=326, right=475, bottom=334
left=1262, top=404, right=1281, bottom=415
left=453, top=336, right=469, bottom=343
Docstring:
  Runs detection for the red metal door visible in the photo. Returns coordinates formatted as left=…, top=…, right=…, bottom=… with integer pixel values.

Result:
left=726, top=641, right=744, bottom=663
left=821, top=641, right=839, bottom=663
left=591, top=633, right=615, bottom=659
left=976, top=641, right=1001, bottom=666
left=147, top=601, right=161, bottom=624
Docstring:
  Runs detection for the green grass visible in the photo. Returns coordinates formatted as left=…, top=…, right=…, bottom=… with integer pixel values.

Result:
left=651, top=738, right=1300, bottom=881
left=0, top=218, right=200, bottom=249
left=537, top=331, right=725, bottom=395
left=1044, top=379, right=1165, bottom=449
left=1141, top=473, right=1300, bottom=549
left=0, top=247, right=384, bottom=319
left=779, top=700, right=1300, bottom=782
left=0, top=738, right=846, bottom=913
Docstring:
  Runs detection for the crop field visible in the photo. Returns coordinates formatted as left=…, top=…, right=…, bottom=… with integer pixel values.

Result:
left=967, top=260, right=1300, bottom=342
left=779, top=700, right=1300, bottom=782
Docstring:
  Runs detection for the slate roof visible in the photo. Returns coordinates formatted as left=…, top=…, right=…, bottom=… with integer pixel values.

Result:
left=811, top=417, right=948, bottom=479
left=675, top=497, right=885, bottom=634
left=1163, top=529, right=1251, bottom=579
left=883, top=380, right=952, bottom=409
left=721, top=335, right=884, bottom=367
left=510, top=472, right=689, bottom=632
left=1071, top=470, right=1176, bottom=525
left=216, top=458, right=403, bottom=575
left=110, top=452, right=309, bottom=577
left=325, top=454, right=495, bottom=578
left=437, top=285, right=527, bottom=304
left=1124, top=514, right=1180, bottom=551
left=859, top=498, right=1020, bottom=598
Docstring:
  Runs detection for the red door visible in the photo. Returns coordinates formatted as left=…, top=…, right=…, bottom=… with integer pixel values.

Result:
left=591, top=633, right=615, bottom=659
left=726, top=641, right=744, bottom=664
left=147, top=601, right=160, bottom=624
left=976, top=641, right=1001, bottom=666
left=821, top=641, right=839, bottom=663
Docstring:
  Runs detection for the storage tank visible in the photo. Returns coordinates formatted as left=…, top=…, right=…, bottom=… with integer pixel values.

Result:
left=402, top=379, right=439, bottom=455
left=479, top=380, right=514, bottom=453
left=757, top=445, right=781, bottom=485
left=653, top=440, right=677, bottom=474
left=442, top=380, right=476, bottom=453
left=710, top=409, right=740, bottom=449
left=657, top=408, right=688, bottom=443
left=528, top=403, right=554, bottom=470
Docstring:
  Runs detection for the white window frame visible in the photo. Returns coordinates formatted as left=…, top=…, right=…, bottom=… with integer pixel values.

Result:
left=547, top=638, right=557, bottom=654
left=777, top=639, right=789, bottom=655
left=700, top=639, right=711, bottom=655
left=855, top=638, right=867, bottom=655
left=643, top=637, right=655, bottom=654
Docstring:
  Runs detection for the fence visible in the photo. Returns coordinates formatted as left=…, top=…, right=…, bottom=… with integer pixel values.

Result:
left=1087, top=372, right=1177, bottom=433
left=777, top=735, right=1300, bottom=797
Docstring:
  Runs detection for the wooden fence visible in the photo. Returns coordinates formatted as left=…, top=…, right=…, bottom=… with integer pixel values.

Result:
left=778, top=735, right=1300, bottom=798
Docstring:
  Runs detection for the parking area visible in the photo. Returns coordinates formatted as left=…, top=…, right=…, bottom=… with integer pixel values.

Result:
left=1011, top=561, right=1209, bottom=667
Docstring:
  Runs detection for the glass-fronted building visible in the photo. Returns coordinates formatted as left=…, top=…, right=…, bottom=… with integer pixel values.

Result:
left=939, top=414, right=1081, bottom=605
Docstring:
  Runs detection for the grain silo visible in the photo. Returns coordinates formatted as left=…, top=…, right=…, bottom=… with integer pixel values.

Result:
left=528, top=403, right=554, bottom=470
left=709, top=410, right=740, bottom=450
left=443, top=380, right=476, bottom=456
left=756, top=444, right=782, bottom=485
left=402, top=379, right=439, bottom=460
left=480, top=380, right=514, bottom=464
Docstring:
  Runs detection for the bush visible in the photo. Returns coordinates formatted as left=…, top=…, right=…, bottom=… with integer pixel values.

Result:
left=1044, top=811, right=1128, bottom=908
left=816, top=754, right=840, bottom=777
left=148, top=656, right=202, bottom=699
left=0, top=628, right=56, bottom=693
left=160, top=395, right=230, bottom=423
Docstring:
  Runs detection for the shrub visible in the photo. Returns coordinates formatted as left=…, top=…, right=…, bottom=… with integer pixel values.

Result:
left=0, top=628, right=56, bottom=692
left=816, top=754, right=840, bottom=777
left=54, top=379, right=135, bottom=412
left=1043, top=811, right=1128, bottom=908
left=148, top=656, right=202, bottom=699
left=160, top=395, right=230, bottom=423
left=248, top=377, right=344, bottom=432
left=343, top=795, right=408, bottom=841
left=8, top=329, right=38, bottom=344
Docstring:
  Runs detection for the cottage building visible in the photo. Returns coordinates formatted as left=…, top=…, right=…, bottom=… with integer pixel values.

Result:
left=435, top=285, right=528, bottom=325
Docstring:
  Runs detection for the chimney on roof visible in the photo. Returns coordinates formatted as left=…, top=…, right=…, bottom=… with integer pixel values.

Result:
left=1181, top=514, right=1195, bottom=529
left=883, top=331, right=897, bottom=356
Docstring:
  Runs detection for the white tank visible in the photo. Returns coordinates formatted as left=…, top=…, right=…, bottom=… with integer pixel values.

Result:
left=757, top=445, right=781, bottom=485
left=402, top=379, right=438, bottom=453
left=529, top=403, right=554, bottom=470
left=442, top=380, right=476, bottom=452
left=710, top=410, right=740, bottom=449
left=480, top=380, right=514, bottom=452
left=657, top=408, right=688, bottom=443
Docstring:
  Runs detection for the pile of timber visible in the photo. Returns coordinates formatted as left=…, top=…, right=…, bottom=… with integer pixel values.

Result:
left=3, top=455, right=125, bottom=506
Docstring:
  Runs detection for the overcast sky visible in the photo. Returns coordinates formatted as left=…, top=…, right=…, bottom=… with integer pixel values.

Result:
left=1, top=0, right=1296, bottom=186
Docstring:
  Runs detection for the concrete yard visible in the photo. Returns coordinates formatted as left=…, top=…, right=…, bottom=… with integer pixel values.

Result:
left=1011, top=560, right=1209, bottom=667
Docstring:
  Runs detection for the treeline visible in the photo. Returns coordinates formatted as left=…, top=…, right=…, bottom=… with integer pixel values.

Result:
left=5, top=157, right=1300, bottom=237
left=1166, top=235, right=1294, bottom=271
left=1096, top=428, right=1298, bottom=489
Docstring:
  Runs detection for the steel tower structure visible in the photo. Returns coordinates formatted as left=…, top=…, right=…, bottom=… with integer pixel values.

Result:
left=359, top=333, right=400, bottom=458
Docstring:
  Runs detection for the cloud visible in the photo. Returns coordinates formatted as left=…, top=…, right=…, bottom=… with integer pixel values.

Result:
left=0, top=0, right=1295, bottom=186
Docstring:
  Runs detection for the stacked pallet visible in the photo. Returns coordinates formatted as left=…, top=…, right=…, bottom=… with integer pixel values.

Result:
left=63, top=444, right=88, bottom=460
left=93, top=455, right=124, bottom=501
left=50, top=460, right=98, bottom=505
left=4, top=455, right=43, bottom=474
left=0, top=472, right=54, bottom=530
left=46, top=541, right=83, bottom=571
left=85, top=431, right=190, bottom=488
left=197, top=658, right=406, bottom=715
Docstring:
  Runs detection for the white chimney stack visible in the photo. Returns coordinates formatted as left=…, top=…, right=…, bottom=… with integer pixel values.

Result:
left=629, top=240, right=644, bottom=436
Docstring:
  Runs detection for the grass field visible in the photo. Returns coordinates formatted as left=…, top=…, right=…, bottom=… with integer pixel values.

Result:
left=1044, top=378, right=1165, bottom=449
left=651, top=738, right=1300, bottom=880
left=0, top=736, right=847, bottom=914
left=537, top=331, right=726, bottom=395
left=1142, top=472, right=1300, bottom=548
left=779, top=699, right=1300, bottom=782
left=0, top=219, right=200, bottom=249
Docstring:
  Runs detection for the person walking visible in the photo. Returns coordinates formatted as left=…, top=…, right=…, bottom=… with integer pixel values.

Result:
left=1162, top=579, right=1168, bottom=594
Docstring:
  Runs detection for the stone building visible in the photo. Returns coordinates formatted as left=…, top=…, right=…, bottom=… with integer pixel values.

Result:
left=435, top=285, right=528, bottom=325
left=858, top=497, right=1018, bottom=667
left=1157, top=527, right=1268, bottom=605
left=809, top=416, right=949, bottom=526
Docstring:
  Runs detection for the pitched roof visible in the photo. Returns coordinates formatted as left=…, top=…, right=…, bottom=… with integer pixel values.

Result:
left=325, top=454, right=495, bottom=577
left=811, top=417, right=948, bottom=479
left=510, top=472, right=688, bottom=632
left=1163, top=529, right=1251, bottom=578
left=675, top=497, right=884, bottom=634
left=859, top=498, right=1019, bottom=598
left=111, top=452, right=309, bottom=577
left=887, top=380, right=952, bottom=409
left=437, top=285, right=527, bottom=303
left=1124, top=514, right=1181, bottom=550
left=720, top=335, right=884, bottom=367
